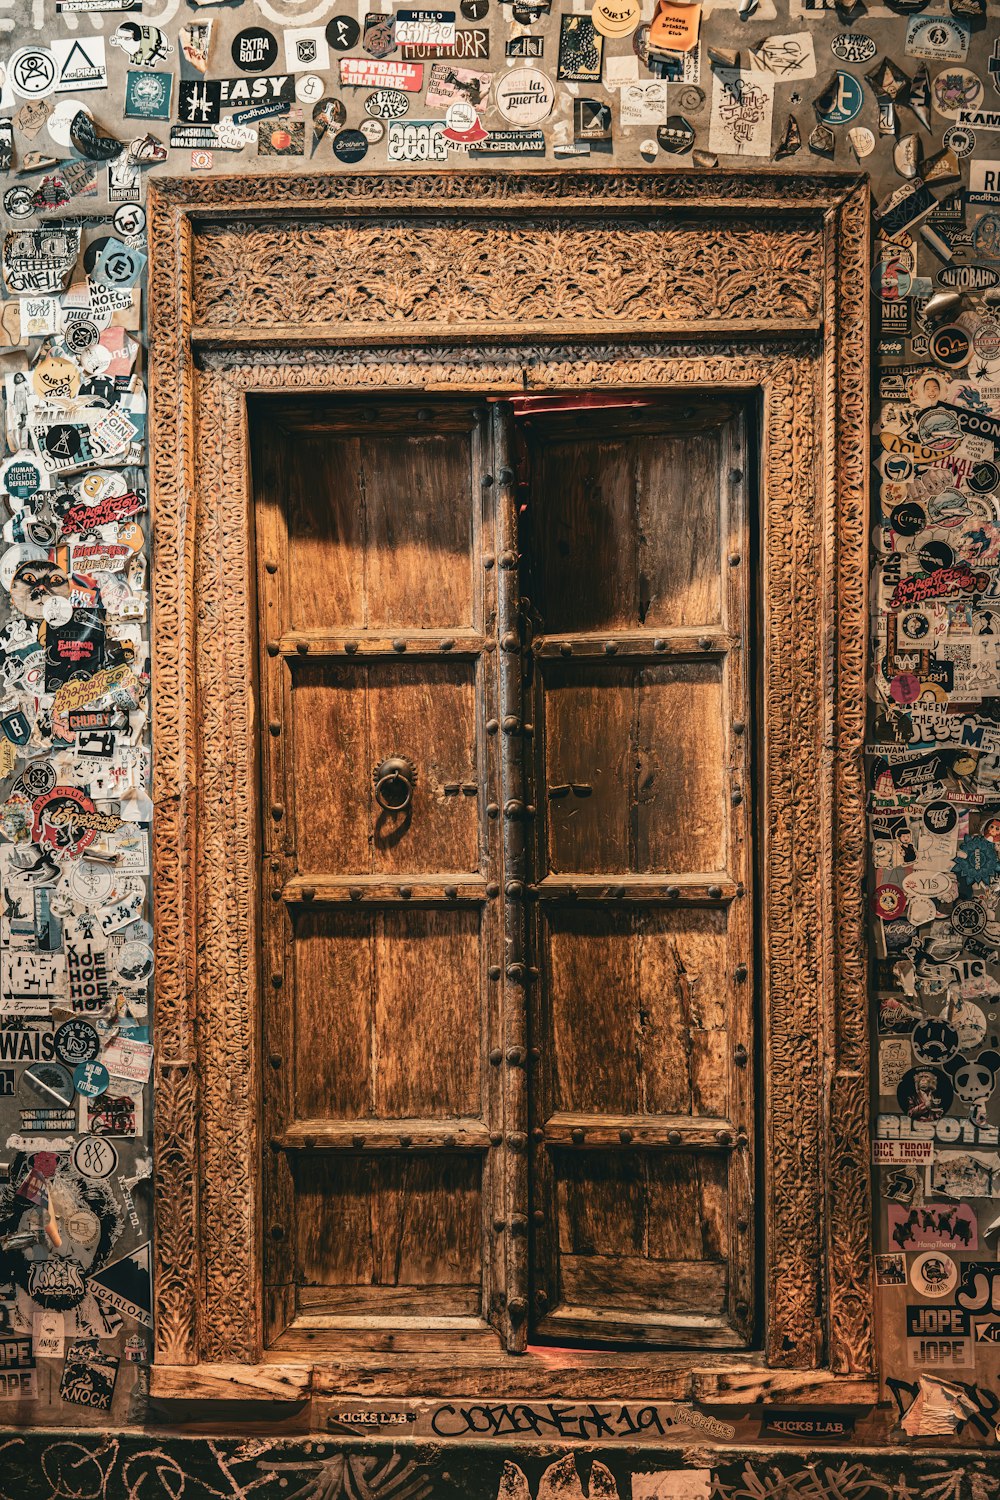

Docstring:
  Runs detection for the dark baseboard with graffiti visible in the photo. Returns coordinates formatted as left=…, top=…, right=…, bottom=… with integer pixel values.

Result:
left=2, top=1435, right=1000, bottom=1500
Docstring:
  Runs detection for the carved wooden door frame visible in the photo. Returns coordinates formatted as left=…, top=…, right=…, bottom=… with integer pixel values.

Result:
left=146, top=169, right=874, bottom=1409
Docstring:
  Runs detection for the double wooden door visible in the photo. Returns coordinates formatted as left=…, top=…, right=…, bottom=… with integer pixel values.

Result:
left=251, top=393, right=755, bottom=1355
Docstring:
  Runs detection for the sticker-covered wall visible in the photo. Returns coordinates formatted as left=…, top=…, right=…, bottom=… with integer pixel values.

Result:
left=0, top=0, right=999, bottom=1450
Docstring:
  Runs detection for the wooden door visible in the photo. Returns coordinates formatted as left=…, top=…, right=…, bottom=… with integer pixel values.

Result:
left=516, top=397, right=756, bottom=1348
left=252, top=393, right=756, bottom=1356
left=252, top=398, right=513, bottom=1351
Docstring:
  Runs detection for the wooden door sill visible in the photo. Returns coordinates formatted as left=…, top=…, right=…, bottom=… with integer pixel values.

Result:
left=149, top=1354, right=878, bottom=1408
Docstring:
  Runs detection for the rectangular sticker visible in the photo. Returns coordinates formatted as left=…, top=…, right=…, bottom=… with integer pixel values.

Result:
left=339, top=58, right=425, bottom=90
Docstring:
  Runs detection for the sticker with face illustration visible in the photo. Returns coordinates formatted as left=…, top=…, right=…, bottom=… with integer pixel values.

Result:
left=0, top=1155, right=123, bottom=1314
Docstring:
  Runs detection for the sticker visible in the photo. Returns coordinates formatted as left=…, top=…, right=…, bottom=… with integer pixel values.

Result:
left=932, top=67, right=983, bottom=120
left=60, top=1342, right=119, bottom=1411
left=906, top=17, right=970, bottom=61
left=125, top=71, right=173, bottom=120
left=930, top=323, right=973, bottom=368
left=332, top=128, right=369, bottom=163
left=620, top=81, right=668, bottom=126
left=178, top=80, right=222, bottom=125
left=889, top=1203, right=978, bottom=1251
left=395, top=10, right=457, bottom=47
left=897, top=1066, right=953, bottom=1121
left=232, top=27, right=279, bottom=73
left=831, top=32, right=876, bottom=64
left=363, top=13, right=397, bottom=57
left=495, top=67, right=556, bottom=124
left=284, top=28, right=331, bottom=74
left=365, top=89, right=411, bottom=119
left=88, top=1242, right=151, bottom=1327
left=910, top=1250, right=959, bottom=1299
left=814, top=70, right=864, bottom=124
left=109, top=24, right=172, bottom=69
left=873, top=1139, right=934, bottom=1165
left=425, top=64, right=493, bottom=110
left=339, top=58, right=424, bottom=91
left=51, top=37, right=108, bottom=92
left=709, top=69, right=775, bottom=156
left=53, top=1021, right=100, bottom=1067
left=73, top=1061, right=109, bottom=1098
left=8, top=48, right=57, bottom=100
left=387, top=118, right=448, bottom=161
left=592, top=0, right=642, bottom=38
left=327, top=16, right=362, bottom=50
left=557, top=15, right=604, bottom=83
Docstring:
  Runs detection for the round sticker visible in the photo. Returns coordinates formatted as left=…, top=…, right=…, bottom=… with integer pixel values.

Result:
left=897, top=1065, right=952, bottom=1120
left=899, top=609, right=932, bottom=641
left=951, top=898, right=986, bottom=935
left=111, top=941, right=154, bottom=983
left=68, top=862, right=114, bottom=908
left=910, top=1251, right=958, bottom=1300
left=873, top=884, right=907, bottom=920
left=21, top=1061, right=73, bottom=1109
left=332, top=128, right=369, bottom=164
left=912, top=1018, right=960, bottom=1065
left=73, top=1060, right=109, bottom=1098
left=0, top=542, right=47, bottom=593
left=444, top=101, right=487, bottom=142
left=953, top=999, right=988, bottom=1052
left=889, top=500, right=926, bottom=536
left=849, top=126, right=876, bottom=160
left=889, top=672, right=921, bottom=705
left=54, top=1019, right=101, bottom=1067
left=64, top=320, right=100, bottom=356
left=42, top=594, right=73, bottom=628
left=831, top=33, right=877, bottom=63
left=495, top=67, right=556, bottom=125
left=969, top=460, right=1000, bottom=496
left=296, top=74, right=325, bottom=103
left=113, top=203, right=146, bottom=240
left=232, top=27, right=279, bottom=72
left=3, top=186, right=35, bottom=222
left=640, top=138, right=658, bottom=162
left=326, top=15, right=361, bottom=49
left=591, top=0, right=642, bottom=36
left=815, top=71, right=864, bottom=125
left=924, top=800, right=956, bottom=834
left=365, top=88, right=410, bottom=119
left=360, top=118, right=386, bottom=143
left=930, top=323, right=972, bottom=369
left=461, top=0, right=490, bottom=16
left=943, top=125, right=976, bottom=158
left=72, top=1136, right=119, bottom=1181
left=932, top=67, right=983, bottom=120
left=8, top=47, right=56, bottom=100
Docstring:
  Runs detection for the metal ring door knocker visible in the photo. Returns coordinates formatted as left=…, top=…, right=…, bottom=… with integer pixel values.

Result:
left=373, top=756, right=416, bottom=812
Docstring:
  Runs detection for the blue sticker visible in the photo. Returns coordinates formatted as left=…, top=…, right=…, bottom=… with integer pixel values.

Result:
left=124, top=69, right=172, bottom=120
left=816, top=70, right=864, bottom=125
left=73, top=1060, right=109, bottom=1098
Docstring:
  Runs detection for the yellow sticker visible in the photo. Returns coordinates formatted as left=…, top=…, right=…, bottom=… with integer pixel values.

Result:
left=591, top=0, right=641, bottom=37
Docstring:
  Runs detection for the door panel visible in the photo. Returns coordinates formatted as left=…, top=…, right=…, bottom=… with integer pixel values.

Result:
left=292, top=1152, right=483, bottom=1322
left=293, top=907, right=482, bottom=1120
left=284, top=427, right=475, bottom=630
left=253, top=398, right=505, bottom=1352
left=531, top=420, right=724, bottom=632
left=544, top=907, right=731, bottom=1119
left=544, top=661, right=727, bottom=875
left=291, top=660, right=480, bottom=873
left=521, top=398, right=755, bottom=1349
